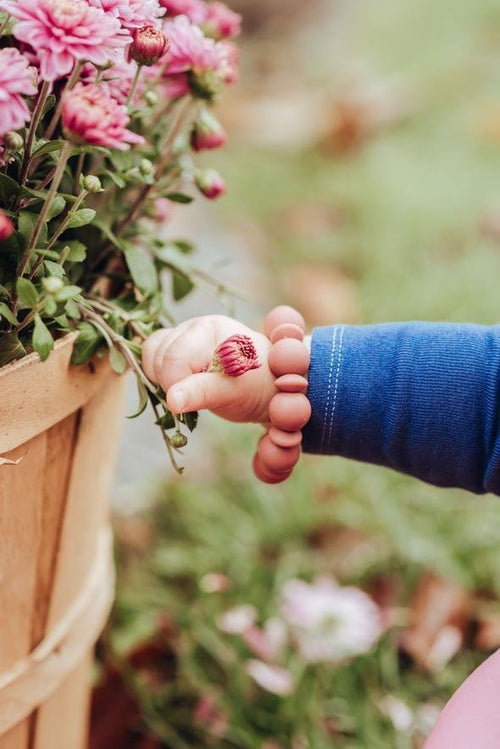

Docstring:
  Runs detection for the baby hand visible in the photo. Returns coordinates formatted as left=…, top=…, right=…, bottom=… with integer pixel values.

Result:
left=142, top=315, right=276, bottom=424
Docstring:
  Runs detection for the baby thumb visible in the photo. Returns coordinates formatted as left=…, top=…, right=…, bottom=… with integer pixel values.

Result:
left=167, top=372, right=237, bottom=414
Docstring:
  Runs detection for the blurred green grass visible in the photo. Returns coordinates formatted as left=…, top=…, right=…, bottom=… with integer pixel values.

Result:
left=111, top=0, right=500, bottom=746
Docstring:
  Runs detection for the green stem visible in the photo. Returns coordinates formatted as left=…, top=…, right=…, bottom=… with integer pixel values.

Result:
left=127, top=64, right=143, bottom=107
left=19, top=80, right=51, bottom=186
left=46, top=190, right=87, bottom=250
left=45, top=61, right=83, bottom=141
left=16, top=140, right=72, bottom=284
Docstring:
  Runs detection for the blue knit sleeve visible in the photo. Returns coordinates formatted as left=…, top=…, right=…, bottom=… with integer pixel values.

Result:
left=302, top=323, right=500, bottom=495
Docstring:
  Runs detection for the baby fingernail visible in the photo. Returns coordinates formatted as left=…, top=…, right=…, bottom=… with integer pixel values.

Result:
left=171, top=388, right=187, bottom=412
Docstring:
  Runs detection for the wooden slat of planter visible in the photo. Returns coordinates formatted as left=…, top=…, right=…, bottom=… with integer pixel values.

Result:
left=0, top=335, right=117, bottom=455
left=0, top=722, right=29, bottom=749
left=0, top=434, right=47, bottom=675
left=47, top=371, right=126, bottom=631
left=34, top=653, right=92, bottom=749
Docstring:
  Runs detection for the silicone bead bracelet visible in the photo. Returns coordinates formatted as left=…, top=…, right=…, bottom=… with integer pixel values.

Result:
left=253, top=306, right=311, bottom=484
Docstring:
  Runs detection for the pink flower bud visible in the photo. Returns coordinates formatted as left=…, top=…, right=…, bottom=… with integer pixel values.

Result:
left=130, top=24, right=170, bottom=66
left=191, top=109, right=228, bottom=152
left=212, top=334, right=261, bottom=377
left=195, top=167, right=227, bottom=200
left=0, top=211, right=14, bottom=241
left=202, top=2, right=242, bottom=40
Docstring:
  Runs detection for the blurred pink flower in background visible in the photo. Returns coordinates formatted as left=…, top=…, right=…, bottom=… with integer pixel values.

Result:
left=245, top=660, right=294, bottom=696
left=217, top=604, right=257, bottom=634
left=0, top=48, right=38, bottom=137
left=281, top=577, right=383, bottom=663
left=88, top=0, right=164, bottom=29
left=164, top=14, right=220, bottom=75
left=242, top=618, right=287, bottom=662
left=202, top=1, right=241, bottom=40
left=0, top=0, right=128, bottom=80
left=62, top=83, right=144, bottom=149
left=0, top=212, right=14, bottom=242
left=199, top=572, right=230, bottom=593
left=194, top=695, right=229, bottom=739
left=159, top=0, right=206, bottom=24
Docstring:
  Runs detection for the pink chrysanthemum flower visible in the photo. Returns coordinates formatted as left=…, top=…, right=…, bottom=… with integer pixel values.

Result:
left=162, top=14, right=239, bottom=98
left=87, top=0, right=164, bottom=29
left=0, top=0, right=128, bottom=81
left=0, top=48, right=38, bottom=138
left=164, top=15, right=219, bottom=75
left=159, top=0, right=205, bottom=24
left=62, top=82, right=144, bottom=149
left=202, top=2, right=241, bottom=40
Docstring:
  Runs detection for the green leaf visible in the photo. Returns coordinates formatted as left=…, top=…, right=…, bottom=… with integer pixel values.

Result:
left=71, top=321, right=103, bottom=365
left=32, top=314, right=54, bottom=362
left=109, top=346, right=127, bottom=374
left=16, top=277, right=38, bottom=309
left=127, top=378, right=149, bottom=419
left=64, top=240, right=87, bottom=262
left=156, top=411, right=176, bottom=430
left=173, top=240, right=195, bottom=254
left=41, top=94, right=56, bottom=117
left=44, top=296, right=58, bottom=315
left=172, top=270, right=194, bottom=301
left=103, top=169, right=126, bottom=188
left=55, top=284, right=82, bottom=302
left=18, top=211, right=46, bottom=249
left=0, top=174, right=20, bottom=205
left=32, top=139, right=64, bottom=158
left=44, top=259, right=65, bottom=277
left=65, top=299, right=80, bottom=319
left=180, top=411, right=199, bottom=432
left=65, top=208, right=96, bottom=229
left=46, top=195, right=66, bottom=221
left=124, top=245, right=159, bottom=296
left=0, top=303, right=18, bottom=326
left=166, top=192, right=194, bottom=204
left=0, top=332, right=26, bottom=366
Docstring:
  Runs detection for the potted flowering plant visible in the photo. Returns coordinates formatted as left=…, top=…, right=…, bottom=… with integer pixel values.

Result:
left=0, top=1, right=241, bottom=746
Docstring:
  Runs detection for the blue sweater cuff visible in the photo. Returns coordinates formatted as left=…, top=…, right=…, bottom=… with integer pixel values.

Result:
left=302, top=323, right=500, bottom=495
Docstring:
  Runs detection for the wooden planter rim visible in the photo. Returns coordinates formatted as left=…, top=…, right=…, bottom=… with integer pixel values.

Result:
left=0, top=333, right=117, bottom=455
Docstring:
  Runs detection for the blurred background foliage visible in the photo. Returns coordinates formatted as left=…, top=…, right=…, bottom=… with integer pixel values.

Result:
left=91, top=0, right=500, bottom=747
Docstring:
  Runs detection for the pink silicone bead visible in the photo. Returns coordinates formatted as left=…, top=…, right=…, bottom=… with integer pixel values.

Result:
left=264, top=306, right=306, bottom=339
left=253, top=453, right=291, bottom=484
left=274, top=374, right=308, bottom=393
left=268, top=338, right=310, bottom=377
left=269, top=426, right=303, bottom=448
left=259, top=434, right=301, bottom=473
left=270, top=323, right=305, bottom=344
left=269, top=392, right=312, bottom=431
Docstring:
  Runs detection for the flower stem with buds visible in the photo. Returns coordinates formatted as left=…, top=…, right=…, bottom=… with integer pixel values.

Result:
left=19, top=80, right=51, bottom=186
left=127, top=64, right=143, bottom=107
left=44, top=61, right=83, bottom=141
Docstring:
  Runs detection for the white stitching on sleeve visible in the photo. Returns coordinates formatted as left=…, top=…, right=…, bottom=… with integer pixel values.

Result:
left=321, top=327, right=338, bottom=452
left=326, top=326, right=345, bottom=448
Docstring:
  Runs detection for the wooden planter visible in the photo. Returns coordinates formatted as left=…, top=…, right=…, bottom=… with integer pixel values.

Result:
left=0, top=335, right=126, bottom=749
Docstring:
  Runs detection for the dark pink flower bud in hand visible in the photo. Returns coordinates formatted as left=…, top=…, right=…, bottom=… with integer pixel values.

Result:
left=0, top=211, right=14, bottom=241
left=130, top=24, right=170, bottom=66
left=212, top=335, right=261, bottom=377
